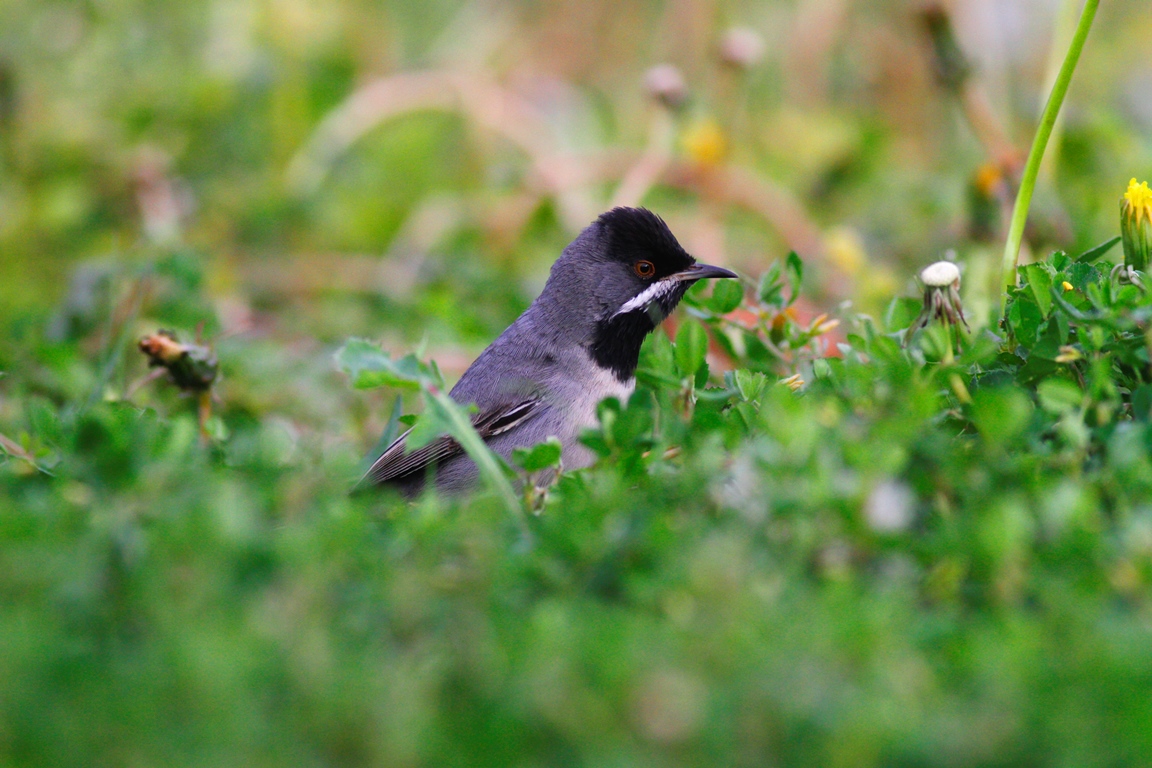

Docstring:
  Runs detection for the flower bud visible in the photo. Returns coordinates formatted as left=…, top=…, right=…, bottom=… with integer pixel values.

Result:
left=644, top=64, right=688, bottom=110
left=139, top=330, right=218, bottom=391
left=920, top=4, right=971, bottom=94
left=718, top=27, right=765, bottom=70
left=1121, top=178, right=1152, bottom=271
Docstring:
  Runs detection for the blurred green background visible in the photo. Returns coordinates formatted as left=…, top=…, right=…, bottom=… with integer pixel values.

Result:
left=5, top=0, right=1152, bottom=765
left=3, top=0, right=1151, bottom=338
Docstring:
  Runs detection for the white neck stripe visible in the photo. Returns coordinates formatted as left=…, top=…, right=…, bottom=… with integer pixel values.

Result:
left=610, top=279, right=679, bottom=319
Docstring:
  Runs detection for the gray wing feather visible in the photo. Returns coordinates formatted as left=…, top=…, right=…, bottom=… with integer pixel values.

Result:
left=361, top=398, right=543, bottom=487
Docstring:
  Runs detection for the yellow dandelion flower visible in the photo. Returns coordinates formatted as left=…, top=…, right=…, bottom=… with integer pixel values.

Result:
left=681, top=119, right=727, bottom=166
left=1124, top=179, right=1152, bottom=224
left=1121, top=178, right=1152, bottom=270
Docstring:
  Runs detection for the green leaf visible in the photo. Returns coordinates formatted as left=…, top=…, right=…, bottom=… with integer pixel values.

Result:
left=359, top=397, right=405, bottom=475
left=785, top=251, right=804, bottom=306
left=1028, top=319, right=1063, bottom=360
left=334, top=339, right=428, bottom=390
left=638, top=331, right=679, bottom=393
left=1024, top=264, right=1053, bottom=317
left=1073, top=235, right=1121, bottom=263
left=1036, top=378, right=1082, bottom=414
left=405, top=409, right=450, bottom=451
left=970, top=387, right=1033, bottom=446
left=674, top=320, right=708, bottom=378
left=694, top=361, right=710, bottom=389
left=708, top=279, right=745, bottom=314
left=512, top=437, right=563, bottom=471
left=883, top=297, right=923, bottom=333
left=1132, top=386, right=1152, bottom=422
left=710, top=325, right=739, bottom=362
left=757, top=262, right=783, bottom=306
left=1007, top=295, right=1044, bottom=347
left=1068, top=262, right=1103, bottom=294
left=682, top=280, right=709, bottom=307
left=733, top=369, right=767, bottom=402
left=424, top=391, right=520, bottom=516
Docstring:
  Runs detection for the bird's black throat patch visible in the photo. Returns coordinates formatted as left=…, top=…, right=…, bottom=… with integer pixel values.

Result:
left=589, top=283, right=689, bottom=382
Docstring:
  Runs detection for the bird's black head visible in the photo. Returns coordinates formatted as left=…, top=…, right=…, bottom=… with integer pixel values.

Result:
left=543, top=207, right=737, bottom=382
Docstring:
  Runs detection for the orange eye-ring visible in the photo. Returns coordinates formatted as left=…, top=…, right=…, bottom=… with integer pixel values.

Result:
left=634, top=260, right=656, bottom=278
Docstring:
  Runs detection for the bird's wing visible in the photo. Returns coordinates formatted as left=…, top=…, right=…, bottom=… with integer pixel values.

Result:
left=361, top=398, right=544, bottom=487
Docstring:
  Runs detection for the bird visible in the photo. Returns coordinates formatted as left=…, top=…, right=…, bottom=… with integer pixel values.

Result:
left=359, top=207, right=738, bottom=496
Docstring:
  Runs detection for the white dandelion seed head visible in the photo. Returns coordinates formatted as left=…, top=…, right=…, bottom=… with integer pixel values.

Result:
left=920, top=261, right=961, bottom=288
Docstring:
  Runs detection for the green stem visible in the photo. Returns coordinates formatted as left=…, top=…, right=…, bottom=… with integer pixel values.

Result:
left=426, top=389, right=526, bottom=526
left=941, top=318, right=954, bottom=365
left=1000, top=0, right=1099, bottom=314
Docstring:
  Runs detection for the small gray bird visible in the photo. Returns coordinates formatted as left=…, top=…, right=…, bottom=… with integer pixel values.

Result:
left=360, top=207, right=738, bottom=496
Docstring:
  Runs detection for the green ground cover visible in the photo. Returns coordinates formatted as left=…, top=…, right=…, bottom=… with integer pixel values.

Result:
left=3, top=1, right=1152, bottom=764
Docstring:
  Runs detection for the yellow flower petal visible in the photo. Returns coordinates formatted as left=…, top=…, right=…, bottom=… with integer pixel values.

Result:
left=1125, top=179, right=1152, bottom=224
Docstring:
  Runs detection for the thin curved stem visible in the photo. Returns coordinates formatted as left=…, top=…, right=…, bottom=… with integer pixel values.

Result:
left=1000, top=0, right=1099, bottom=314
left=426, top=389, right=526, bottom=528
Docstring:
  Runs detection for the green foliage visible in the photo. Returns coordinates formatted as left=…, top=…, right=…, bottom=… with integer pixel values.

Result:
left=335, top=339, right=438, bottom=391
left=10, top=243, right=1152, bottom=764
left=335, top=339, right=520, bottom=514
left=512, top=437, right=562, bottom=473
left=705, top=277, right=744, bottom=314
left=4, top=0, right=1152, bottom=763
left=673, top=319, right=708, bottom=379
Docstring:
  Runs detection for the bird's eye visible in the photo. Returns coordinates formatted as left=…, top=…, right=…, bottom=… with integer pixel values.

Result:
left=634, top=260, right=656, bottom=278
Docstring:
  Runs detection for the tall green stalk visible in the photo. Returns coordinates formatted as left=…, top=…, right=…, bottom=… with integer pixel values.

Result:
left=424, top=388, right=527, bottom=528
left=1000, top=0, right=1099, bottom=313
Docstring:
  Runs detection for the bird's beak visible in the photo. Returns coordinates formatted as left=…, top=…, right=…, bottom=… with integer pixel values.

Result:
left=669, top=262, right=739, bottom=282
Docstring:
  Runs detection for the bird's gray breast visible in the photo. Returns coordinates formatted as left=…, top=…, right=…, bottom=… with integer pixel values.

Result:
left=525, top=349, right=634, bottom=469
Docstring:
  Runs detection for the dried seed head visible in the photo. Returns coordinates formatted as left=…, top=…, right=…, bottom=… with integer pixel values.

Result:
left=139, top=330, right=218, bottom=391
left=138, top=330, right=186, bottom=365
left=906, top=260, right=969, bottom=347
left=919, top=260, right=961, bottom=288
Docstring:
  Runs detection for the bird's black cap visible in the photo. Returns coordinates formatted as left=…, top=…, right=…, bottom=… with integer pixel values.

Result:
left=589, top=207, right=737, bottom=381
left=596, top=207, right=695, bottom=278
